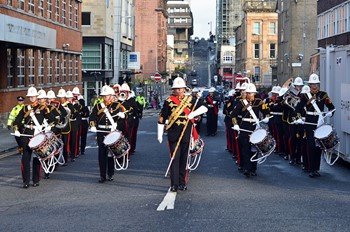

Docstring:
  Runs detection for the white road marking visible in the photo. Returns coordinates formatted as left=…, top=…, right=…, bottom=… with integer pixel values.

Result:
left=85, top=145, right=98, bottom=149
left=156, top=189, right=177, bottom=211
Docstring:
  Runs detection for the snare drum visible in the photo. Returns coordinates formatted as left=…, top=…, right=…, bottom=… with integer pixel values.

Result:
left=314, top=124, right=339, bottom=151
left=46, top=132, right=63, bottom=154
left=28, top=133, right=56, bottom=160
left=103, top=131, right=130, bottom=158
left=249, top=128, right=276, bottom=155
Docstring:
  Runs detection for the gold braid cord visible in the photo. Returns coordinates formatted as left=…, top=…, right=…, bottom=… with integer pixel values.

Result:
left=165, top=95, right=192, bottom=131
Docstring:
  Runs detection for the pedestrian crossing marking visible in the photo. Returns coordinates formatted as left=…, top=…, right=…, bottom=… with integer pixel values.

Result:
left=156, top=189, right=177, bottom=211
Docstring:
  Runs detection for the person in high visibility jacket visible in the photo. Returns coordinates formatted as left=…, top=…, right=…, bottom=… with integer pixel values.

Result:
left=135, top=92, right=146, bottom=119
left=7, top=96, right=25, bottom=154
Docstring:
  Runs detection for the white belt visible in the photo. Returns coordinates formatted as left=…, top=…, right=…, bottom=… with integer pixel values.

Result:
left=70, top=118, right=76, bottom=121
left=271, top=112, right=282, bottom=116
left=306, top=111, right=323, bottom=116
left=242, top=118, right=256, bottom=123
left=98, top=125, right=112, bottom=129
left=82, top=118, right=88, bottom=120
left=24, top=124, right=37, bottom=130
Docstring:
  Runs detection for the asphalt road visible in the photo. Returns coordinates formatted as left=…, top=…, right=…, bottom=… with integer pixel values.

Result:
left=0, top=111, right=350, bottom=232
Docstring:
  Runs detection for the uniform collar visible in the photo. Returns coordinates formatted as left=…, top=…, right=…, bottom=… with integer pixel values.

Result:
left=31, top=102, right=38, bottom=107
left=247, top=97, right=254, bottom=102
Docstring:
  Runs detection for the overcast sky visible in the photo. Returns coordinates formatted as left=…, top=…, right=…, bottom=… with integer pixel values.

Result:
left=190, top=0, right=216, bottom=39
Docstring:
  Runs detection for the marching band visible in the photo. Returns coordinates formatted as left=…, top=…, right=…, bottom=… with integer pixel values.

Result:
left=8, top=73, right=338, bottom=190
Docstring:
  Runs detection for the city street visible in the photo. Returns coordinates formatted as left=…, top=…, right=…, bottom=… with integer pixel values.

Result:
left=0, top=112, right=350, bottom=232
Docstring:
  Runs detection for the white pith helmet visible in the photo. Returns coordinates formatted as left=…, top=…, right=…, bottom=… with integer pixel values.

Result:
left=209, top=87, right=216, bottom=93
left=301, top=85, right=311, bottom=94
left=192, top=88, right=199, bottom=93
left=72, top=86, right=80, bottom=95
left=37, top=89, right=47, bottom=99
left=245, top=83, right=257, bottom=93
left=26, top=87, right=39, bottom=97
left=66, top=90, right=74, bottom=98
left=100, top=85, right=115, bottom=96
left=57, top=88, right=66, bottom=98
left=240, top=82, right=248, bottom=90
left=293, top=77, right=304, bottom=86
left=235, top=82, right=241, bottom=90
left=47, top=89, right=56, bottom=99
left=308, top=73, right=320, bottom=84
left=121, top=83, right=131, bottom=92
left=172, top=77, right=187, bottom=89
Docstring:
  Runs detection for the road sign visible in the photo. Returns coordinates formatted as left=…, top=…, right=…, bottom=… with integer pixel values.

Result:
left=154, top=73, right=161, bottom=81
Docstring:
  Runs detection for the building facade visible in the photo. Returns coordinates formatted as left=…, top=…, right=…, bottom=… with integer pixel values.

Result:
left=167, top=0, right=193, bottom=72
left=0, top=0, right=83, bottom=126
left=134, top=0, right=167, bottom=81
left=235, top=0, right=278, bottom=86
left=276, top=0, right=317, bottom=85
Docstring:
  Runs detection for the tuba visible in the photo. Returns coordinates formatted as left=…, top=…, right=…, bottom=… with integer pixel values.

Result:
left=56, top=101, right=71, bottom=129
left=282, top=78, right=301, bottom=110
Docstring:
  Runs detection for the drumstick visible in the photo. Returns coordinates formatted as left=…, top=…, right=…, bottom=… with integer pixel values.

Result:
left=90, top=129, right=111, bottom=133
left=238, top=128, right=254, bottom=133
left=10, top=133, right=33, bottom=137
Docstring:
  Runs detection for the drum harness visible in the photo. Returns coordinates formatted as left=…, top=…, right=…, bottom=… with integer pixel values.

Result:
left=26, top=105, right=43, bottom=135
left=99, top=102, right=117, bottom=131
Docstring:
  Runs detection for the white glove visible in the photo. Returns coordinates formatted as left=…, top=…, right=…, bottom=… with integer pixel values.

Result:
left=325, top=112, right=333, bottom=117
left=157, top=123, right=165, bottom=144
left=188, top=112, right=195, bottom=120
left=232, top=125, right=240, bottom=131
left=317, top=116, right=324, bottom=127
left=117, top=112, right=125, bottom=119
left=44, top=125, right=51, bottom=133
left=90, top=126, right=97, bottom=133
left=213, top=101, right=217, bottom=104
left=14, top=130, right=21, bottom=137
left=261, top=117, right=269, bottom=124
left=197, top=92, right=202, bottom=98
left=111, top=123, right=117, bottom=131
left=296, top=118, right=304, bottom=125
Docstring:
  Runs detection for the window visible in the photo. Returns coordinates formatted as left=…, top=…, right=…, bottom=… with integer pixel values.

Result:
left=254, top=44, right=260, bottom=59
left=270, top=44, right=276, bottom=59
left=269, top=22, right=276, bottom=34
left=7, top=0, right=12, bottom=6
left=82, top=44, right=102, bottom=70
left=69, top=56, right=73, bottom=82
left=55, top=53, right=60, bottom=83
left=75, top=57, right=79, bottom=82
left=62, top=0, right=66, bottom=25
left=223, top=51, right=233, bottom=63
left=69, top=0, right=73, bottom=27
left=47, top=0, right=52, bottom=20
left=17, top=49, right=25, bottom=87
left=28, top=49, right=35, bottom=86
left=55, top=0, right=60, bottom=22
left=82, top=12, right=91, bottom=26
left=7, top=49, right=14, bottom=88
left=62, top=54, right=67, bottom=82
left=38, top=50, right=44, bottom=85
left=47, top=52, right=52, bottom=84
left=18, top=0, right=24, bottom=10
left=105, top=44, right=113, bottom=70
left=29, top=0, right=35, bottom=14
left=74, top=1, right=79, bottom=28
left=39, top=0, right=44, bottom=17
left=253, top=22, right=260, bottom=34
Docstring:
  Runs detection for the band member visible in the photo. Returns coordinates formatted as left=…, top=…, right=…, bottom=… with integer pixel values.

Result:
left=66, top=90, right=81, bottom=161
left=204, top=87, right=219, bottom=136
left=7, top=96, right=25, bottom=154
left=232, top=83, right=270, bottom=177
left=89, top=85, right=126, bottom=183
left=135, top=91, right=146, bottom=119
left=295, top=74, right=335, bottom=178
left=299, top=85, right=310, bottom=172
left=191, top=88, right=203, bottom=134
left=223, top=89, right=235, bottom=153
left=13, top=87, right=57, bottom=188
left=158, top=77, right=207, bottom=192
left=78, top=96, right=89, bottom=155
left=72, top=87, right=82, bottom=155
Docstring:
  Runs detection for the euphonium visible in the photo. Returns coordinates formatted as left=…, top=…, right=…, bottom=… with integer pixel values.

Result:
left=56, top=101, right=71, bottom=129
left=283, top=80, right=301, bottom=110
left=118, top=91, right=128, bottom=101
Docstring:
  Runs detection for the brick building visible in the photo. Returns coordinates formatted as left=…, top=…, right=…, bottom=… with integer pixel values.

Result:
left=0, top=0, right=83, bottom=126
left=134, top=0, right=167, bottom=81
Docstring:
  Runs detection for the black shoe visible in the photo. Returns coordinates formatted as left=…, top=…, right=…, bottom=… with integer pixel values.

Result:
left=302, top=166, right=309, bottom=173
left=250, top=171, right=257, bottom=176
left=44, top=174, right=50, bottom=179
left=33, top=182, right=39, bottom=187
left=71, top=158, right=75, bottom=162
left=170, top=185, right=178, bottom=192
left=107, top=176, right=114, bottom=181
left=314, top=171, right=321, bottom=177
left=81, top=152, right=85, bottom=155
left=178, top=185, right=187, bottom=191
left=284, top=155, right=289, bottom=160
left=98, top=177, right=106, bottom=183
left=289, top=160, right=296, bottom=165
left=309, top=172, right=316, bottom=178
left=23, top=184, right=29, bottom=188
left=62, top=163, right=68, bottom=166
left=243, top=170, right=251, bottom=177
left=238, top=166, right=243, bottom=172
